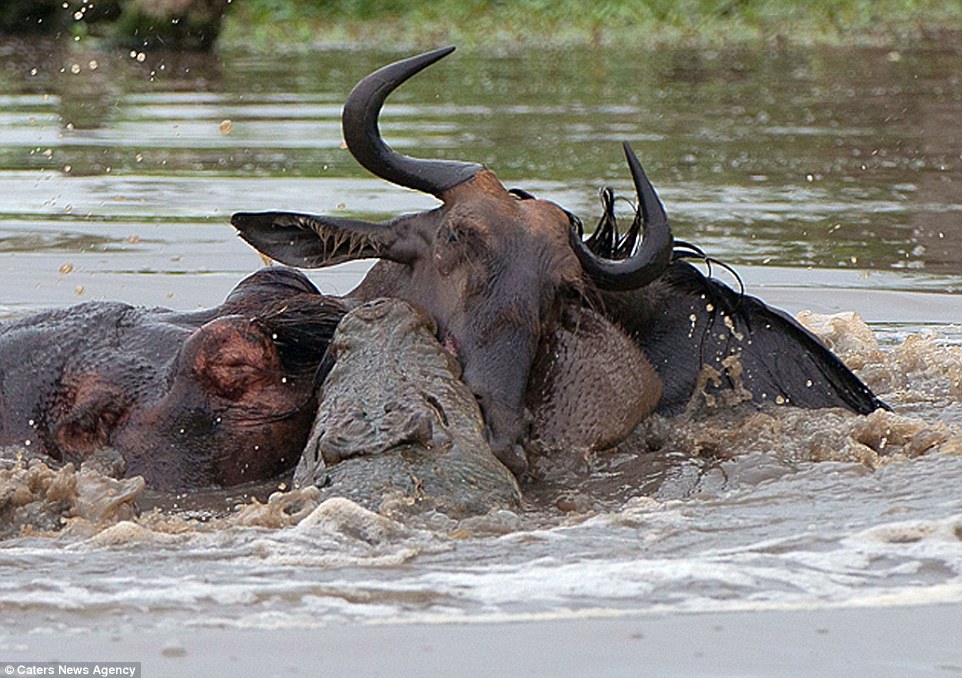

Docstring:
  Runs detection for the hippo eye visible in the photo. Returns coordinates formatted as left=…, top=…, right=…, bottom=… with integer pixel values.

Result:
left=509, top=188, right=536, bottom=200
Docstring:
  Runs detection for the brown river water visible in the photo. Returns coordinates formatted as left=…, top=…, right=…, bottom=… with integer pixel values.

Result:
left=0, top=40, right=960, bottom=645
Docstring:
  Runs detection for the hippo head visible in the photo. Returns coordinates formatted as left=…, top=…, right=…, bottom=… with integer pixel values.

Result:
left=111, top=316, right=315, bottom=489
left=26, top=268, right=345, bottom=491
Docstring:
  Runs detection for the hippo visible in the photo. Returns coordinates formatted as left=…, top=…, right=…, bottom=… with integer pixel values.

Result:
left=0, top=267, right=345, bottom=491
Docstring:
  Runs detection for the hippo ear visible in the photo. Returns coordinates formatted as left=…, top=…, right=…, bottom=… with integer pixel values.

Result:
left=181, top=316, right=292, bottom=403
left=52, top=375, right=130, bottom=458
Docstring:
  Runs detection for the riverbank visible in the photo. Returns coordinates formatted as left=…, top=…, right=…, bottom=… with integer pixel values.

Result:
left=220, top=0, right=962, bottom=51
left=4, top=602, right=961, bottom=677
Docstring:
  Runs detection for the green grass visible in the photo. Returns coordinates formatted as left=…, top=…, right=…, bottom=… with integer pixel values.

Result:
left=220, top=0, right=962, bottom=50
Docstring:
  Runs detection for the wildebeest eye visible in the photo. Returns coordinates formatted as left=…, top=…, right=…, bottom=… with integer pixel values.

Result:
left=434, top=223, right=475, bottom=276
left=438, top=223, right=466, bottom=246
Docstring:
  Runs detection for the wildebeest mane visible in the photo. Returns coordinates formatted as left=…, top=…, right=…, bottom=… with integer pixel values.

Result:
left=573, top=187, right=887, bottom=416
left=253, top=295, right=347, bottom=383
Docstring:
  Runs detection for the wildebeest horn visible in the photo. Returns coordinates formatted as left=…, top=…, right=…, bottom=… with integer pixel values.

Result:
left=342, top=46, right=482, bottom=197
left=570, top=142, right=674, bottom=291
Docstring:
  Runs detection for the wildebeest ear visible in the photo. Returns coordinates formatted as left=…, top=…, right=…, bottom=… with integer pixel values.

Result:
left=632, top=261, right=887, bottom=415
left=231, top=211, right=418, bottom=267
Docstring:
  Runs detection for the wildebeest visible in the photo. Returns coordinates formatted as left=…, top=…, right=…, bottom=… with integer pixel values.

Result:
left=232, top=47, right=886, bottom=475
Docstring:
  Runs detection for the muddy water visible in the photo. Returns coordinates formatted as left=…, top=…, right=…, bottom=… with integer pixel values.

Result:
left=0, top=41, right=960, bottom=636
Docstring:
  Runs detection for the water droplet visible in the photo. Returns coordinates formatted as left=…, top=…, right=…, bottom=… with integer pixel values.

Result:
left=161, top=641, right=187, bottom=658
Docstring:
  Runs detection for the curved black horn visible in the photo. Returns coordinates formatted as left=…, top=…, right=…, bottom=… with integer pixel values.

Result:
left=342, top=47, right=482, bottom=198
left=570, top=142, right=674, bottom=291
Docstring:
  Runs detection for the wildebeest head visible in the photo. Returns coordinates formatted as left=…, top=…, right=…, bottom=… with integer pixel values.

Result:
left=231, top=48, right=673, bottom=473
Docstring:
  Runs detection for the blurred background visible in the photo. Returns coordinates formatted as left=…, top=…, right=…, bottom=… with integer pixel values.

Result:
left=4, top=0, right=961, bottom=50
